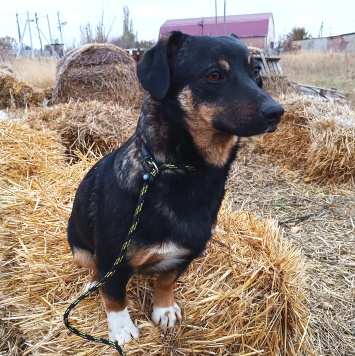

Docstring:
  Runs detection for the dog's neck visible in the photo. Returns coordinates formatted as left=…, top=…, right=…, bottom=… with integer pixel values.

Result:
left=136, top=94, right=202, bottom=167
left=135, top=93, right=239, bottom=169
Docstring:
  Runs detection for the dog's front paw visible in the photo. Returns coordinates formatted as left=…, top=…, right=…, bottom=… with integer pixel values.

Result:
left=107, top=308, right=140, bottom=344
left=152, top=303, right=182, bottom=330
left=82, top=280, right=98, bottom=294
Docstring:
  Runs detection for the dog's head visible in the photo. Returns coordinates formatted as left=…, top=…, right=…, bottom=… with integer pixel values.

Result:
left=137, top=31, right=284, bottom=138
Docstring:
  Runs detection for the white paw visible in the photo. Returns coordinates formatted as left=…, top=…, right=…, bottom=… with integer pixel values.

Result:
left=107, top=308, right=140, bottom=344
left=82, top=280, right=98, bottom=294
left=152, top=303, right=181, bottom=330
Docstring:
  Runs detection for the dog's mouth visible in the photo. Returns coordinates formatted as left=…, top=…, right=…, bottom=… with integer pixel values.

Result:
left=265, top=124, right=278, bottom=133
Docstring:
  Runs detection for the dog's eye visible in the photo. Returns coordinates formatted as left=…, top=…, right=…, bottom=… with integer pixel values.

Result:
left=254, top=70, right=260, bottom=78
left=207, top=71, right=221, bottom=81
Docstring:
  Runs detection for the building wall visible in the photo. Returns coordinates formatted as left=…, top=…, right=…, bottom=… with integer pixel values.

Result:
left=293, top=33, right=355, bottom=52
left=267, top=16, right=276, bottom=49
left=239, top=36, right=266, bottom=49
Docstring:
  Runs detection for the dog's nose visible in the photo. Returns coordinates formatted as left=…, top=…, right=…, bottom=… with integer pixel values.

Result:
left=261, top=104, right=284, bottom=125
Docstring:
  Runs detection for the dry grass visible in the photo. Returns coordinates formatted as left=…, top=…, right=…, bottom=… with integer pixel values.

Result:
left=0, top=120, right=313, bottom=355
left=281, top=52, right=355, bottom=93
left=0, top=56, right=57, bottom=89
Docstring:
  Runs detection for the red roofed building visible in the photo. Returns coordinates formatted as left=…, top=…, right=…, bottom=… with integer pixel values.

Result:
left=159, top=13, right=276, bottom=51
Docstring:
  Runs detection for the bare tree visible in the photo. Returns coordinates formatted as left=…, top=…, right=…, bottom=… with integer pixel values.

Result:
left=79, top=3, right=116, bottom=45
left=0, top=36, right=17, bottom=49
left=110, top=6, right=135, bottom=48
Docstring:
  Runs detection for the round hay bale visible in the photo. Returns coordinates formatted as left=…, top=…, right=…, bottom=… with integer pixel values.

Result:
left=23, top=100, right=139, bottom=158
left=256, top=93, right=355, bottom=185
left=52, top=43, right=143, bottom=108
left=257, top=110, right=311, bottom=172
left=0, top=122, right=312, bottom=354
left=307, top=110, right=355, bottom=185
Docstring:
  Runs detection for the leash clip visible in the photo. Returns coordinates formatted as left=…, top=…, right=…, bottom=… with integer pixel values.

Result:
left=149, top=160, right=159, bottom=174
left=141, top=143, right=159, bottom=184
left=143, top=172, right=155, bottom=184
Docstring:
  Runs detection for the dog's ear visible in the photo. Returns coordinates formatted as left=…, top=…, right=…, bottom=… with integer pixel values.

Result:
left=137, top=31, right=185, bottom=100
left=230, top=33, right=240, bottom=40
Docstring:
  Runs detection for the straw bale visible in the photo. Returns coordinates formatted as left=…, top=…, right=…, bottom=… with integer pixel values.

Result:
left=1, top=121, right=312, bottom=355
left=23, top=100, right=139, bottom=158
left=248, top=46, right=263, bottom=55
left=0, top=67, right=48, bottom=109
left=307, top=110, right=355, bottom=185
left=52, top=43, right=143, bottom=108
left=0, top=120, right=66, bottom=182
left=257, top=93, right=355, bottom=185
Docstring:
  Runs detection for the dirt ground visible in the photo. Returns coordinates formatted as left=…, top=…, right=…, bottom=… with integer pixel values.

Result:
left=228, top=138, right=355, bottom=356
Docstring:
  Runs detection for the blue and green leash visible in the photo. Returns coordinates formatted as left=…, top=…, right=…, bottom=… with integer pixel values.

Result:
left=64, top=144, right=194, bottom=355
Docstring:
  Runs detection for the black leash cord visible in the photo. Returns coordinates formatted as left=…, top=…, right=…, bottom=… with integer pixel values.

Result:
left=63, top=150, right=194, bottom=354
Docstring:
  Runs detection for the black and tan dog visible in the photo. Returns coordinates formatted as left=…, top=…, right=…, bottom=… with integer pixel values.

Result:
left=67, top=31, right=284, bottom=344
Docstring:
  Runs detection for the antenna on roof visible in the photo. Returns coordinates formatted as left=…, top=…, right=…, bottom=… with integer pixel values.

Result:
left=318, top=20, right=323, bottom=38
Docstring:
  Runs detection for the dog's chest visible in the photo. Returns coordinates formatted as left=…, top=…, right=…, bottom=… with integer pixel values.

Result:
left=126, top=242, right=190, bottom=272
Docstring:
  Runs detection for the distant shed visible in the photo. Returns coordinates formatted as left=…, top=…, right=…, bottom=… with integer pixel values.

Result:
left=159, top=13, right=276, bottom=51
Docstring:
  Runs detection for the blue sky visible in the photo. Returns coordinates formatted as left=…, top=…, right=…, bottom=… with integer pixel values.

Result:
left=1, top=0, right=354, bottom=48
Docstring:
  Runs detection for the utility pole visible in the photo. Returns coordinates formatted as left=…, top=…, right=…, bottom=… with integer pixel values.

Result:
left=37, top=27, right=60, bottom=60
left=318, top=20, right=323, bottom=38
left=35, top=13, right=43, bottom=55
left=223, top=0, right=226, bottom=35
left=27, top=11, right=34, bottom=58
left=47, top=14, right=53, bottom=44
left=57, top=11, right=65, bottom=53
left=16, top=13, right=22, bottom=47
left=17, top=15, right=28, bottom=57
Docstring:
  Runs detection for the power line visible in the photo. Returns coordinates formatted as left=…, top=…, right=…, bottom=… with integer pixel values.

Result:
left=0, top=12, right=26, bottom=18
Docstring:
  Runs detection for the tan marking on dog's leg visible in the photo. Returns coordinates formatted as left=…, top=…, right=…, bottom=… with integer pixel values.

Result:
left=153, top=271, right=177, bottom=307
left=248, top=55, right=251, bottom=65
left=73, top=248, right=96, bottom=269
left=73, top=248, right=98, bottom=293
left=152, top=271, right=181, bottom=328
left=101, top=292, right=128, bottom=312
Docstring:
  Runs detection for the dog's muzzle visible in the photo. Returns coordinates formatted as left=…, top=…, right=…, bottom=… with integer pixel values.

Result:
left=261, top=104, right=284, bottom=132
